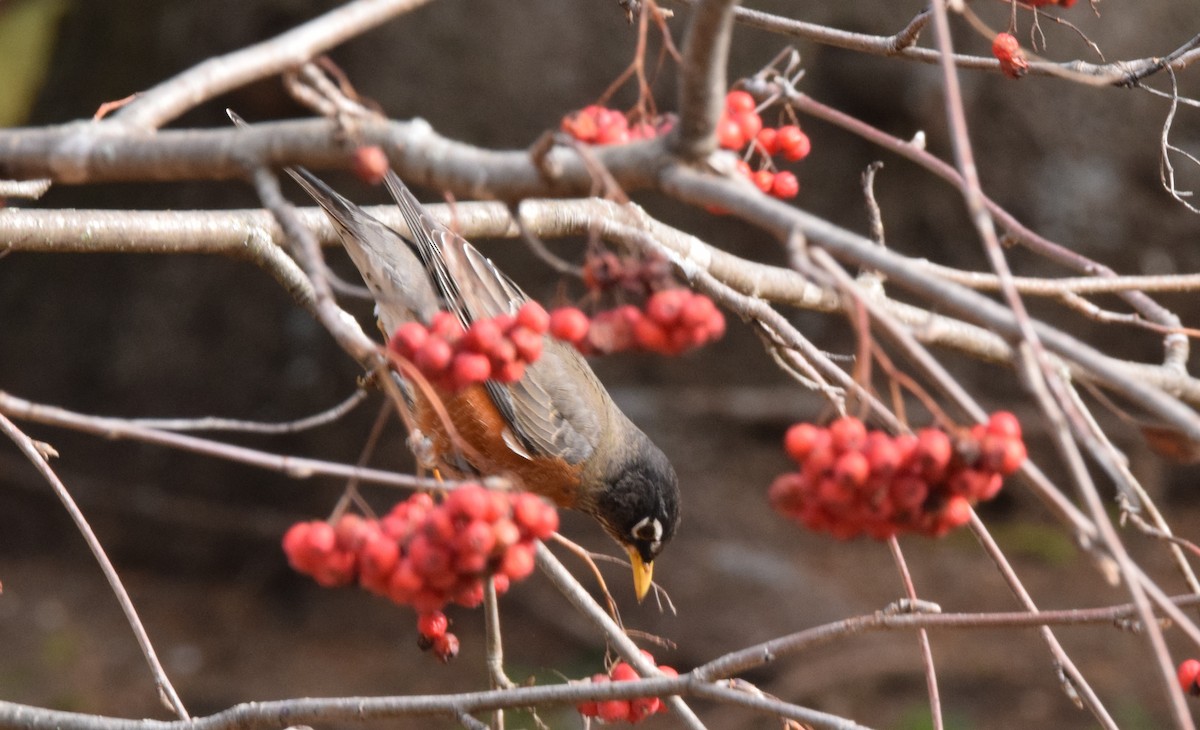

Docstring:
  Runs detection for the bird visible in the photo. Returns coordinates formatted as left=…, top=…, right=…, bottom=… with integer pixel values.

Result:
left=288, top=167, right=681, bottom=601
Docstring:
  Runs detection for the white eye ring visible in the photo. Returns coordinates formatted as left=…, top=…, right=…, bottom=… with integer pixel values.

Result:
left=631, top=516, right=663, bottom=543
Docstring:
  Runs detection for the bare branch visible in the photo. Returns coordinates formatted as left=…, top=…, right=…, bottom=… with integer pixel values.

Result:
left=111, top=0, right=436, bottom=129
left=0, top=414, right=191, bottom=720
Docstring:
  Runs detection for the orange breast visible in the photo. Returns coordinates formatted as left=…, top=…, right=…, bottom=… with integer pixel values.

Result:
left=413, top=384, right=584, bottom=509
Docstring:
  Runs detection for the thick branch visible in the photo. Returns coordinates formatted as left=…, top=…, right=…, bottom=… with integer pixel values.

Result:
left=670, top=0, right=739, bottom=159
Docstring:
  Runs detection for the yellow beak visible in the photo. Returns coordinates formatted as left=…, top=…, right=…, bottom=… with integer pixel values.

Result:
left=627, top=547, right=654, bottom=603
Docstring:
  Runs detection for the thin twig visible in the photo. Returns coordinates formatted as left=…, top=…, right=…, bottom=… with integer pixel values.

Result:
left=534, top=543, right=708, bottom=730
left=0, top=390, right=443, bottom=491
left=129, top=389, right=369, bottom=433
left=0, top=414, right=191, bottom=720
left=886, top=538, right=943, bottom=730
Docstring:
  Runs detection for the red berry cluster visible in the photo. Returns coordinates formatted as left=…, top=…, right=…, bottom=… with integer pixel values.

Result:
left=1179, top=659, right=1200, bottom=696
left=388, top=303, right=550, bottom=390
left=577, top=651, right=679, bottom=724
left=282, top=485, right=558, bottom=661
left=581, top=250, right=673, bottom=296
left=560, top=105, right=674, bottom=146
left=548, top=290, right=725, bottom=357
left=718, top=90, right=810, bottom=201
left=992, top=33, right=1030, bottom=79
left=769, top=413, right=1026, bottom=540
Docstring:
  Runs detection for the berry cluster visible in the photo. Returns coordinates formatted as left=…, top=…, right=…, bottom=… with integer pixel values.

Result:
left=560, top=105, right=674, bottom=146
left=576, top=652, right=679, bottom=724
left=282, top=485, right=559, bottom=661
left=992, top=33, right=1030, bottom=79
left=388, top=304, right=550, bottom=390
left=1180, top=659, right=1200, bottom=696
left=1028, top=0, right=1076, bottom=6
left=559, top=92, right=810, bottom=202
left=549, top=290, right=725, bottom=357
left=581, top=250, right=673, bottom=296
left=769, top=413, right=1026, bottom=540
left=718, top=90, right=810, bottom=201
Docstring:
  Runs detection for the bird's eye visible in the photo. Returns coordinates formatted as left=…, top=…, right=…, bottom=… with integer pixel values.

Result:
left=631, top=516, right=663, bottom=544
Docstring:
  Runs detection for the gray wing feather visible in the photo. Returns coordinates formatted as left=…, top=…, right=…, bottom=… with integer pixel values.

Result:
left=288, top=168, right=440, bottom=332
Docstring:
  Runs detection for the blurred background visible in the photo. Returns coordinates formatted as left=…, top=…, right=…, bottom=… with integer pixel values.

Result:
left=2, top=0, right=1200, bottom=727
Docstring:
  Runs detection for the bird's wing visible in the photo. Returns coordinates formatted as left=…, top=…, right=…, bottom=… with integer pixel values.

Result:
left=288, top=168, right=440, bottom=332
left=383, top=171, right=604, bottom=465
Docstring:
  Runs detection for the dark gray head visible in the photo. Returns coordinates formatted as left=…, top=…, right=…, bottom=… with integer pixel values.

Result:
left=594, top=434, right=680, bottom=599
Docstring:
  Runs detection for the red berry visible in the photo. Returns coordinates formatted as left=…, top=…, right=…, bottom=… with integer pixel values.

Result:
left=756, top=127, right=779, bottom=155
left=629, top=122, right=657, bottom=140
left=429, top=311, right=464, bottom=340
left=992, top=32, right=1020, bottom=61
left=516, top=301, right=550, bottom=334
left=980, top=434, right=1026, bottom=476
left=415, top=337, right=453, bottom=374
left=451, top=351, right=491, bottom=386
left=512, top=493, right=559, bottom=539
left=679, top=294, right=716, bottom=328
left=387, top=559, right=423, bottom=603
left=752, top=169, right=775, bottom=193
left=431, top=632, right=459, bottom=662
left=939, top=495, right=973, bottom=533
left=986, top=411, right=1022, bottom=440
left=453, top=581, right=486, bottom=608
left=464, top=319, right=502, bottom=353
left=577, top=700, right=599, bottom=718
left=417, top=610, right=449, bottom=639
left=776, top=125, right=808, bottom=160
left=735, top=158, right=752, bottom=178
left=733, top=111, right=763, bottom=142
left=562, top=107, right=600, bottom=142
left=611, top=662, right=638, bottom=681
left=630, top=696, right=662, bottom=721
left=863, top=432, right=902, bottom=476
left=717, top=116, right=747, bottom=150
left=499, top=543, right=536, bottom=580
left=409, top=535, right=450, bottom=577
left=456, top=519, right=498, bottom=557
left=508, top=325, right=544, bottom=363
left=391, top=322, right=429, bottom=356
left=493, top=518, right=521, bottom=548
left=445, top=485, right=489, bottom=520
left=491, top=359, right=522, bottom=382
left=784, top=423, right=823, bottom=462
left=597, top=699, right=632, bottom=723
left=1179, top=659, right=1200, bottom=695
left=549, top=307, right=590, bottom=343
left=992, top=33, right=1028, bottom=78
left=725, top=90, right=756, bottom=114
left=771, top=170, right=799, bottom=199
left=834, top=451, right=870, bottom=488
left=768, top=472, right=806, bottom=514
left=633, top=317, right=670, bottom=353
left=352, top=145, right=389, bottom=185
left=829, top=416, right=867, bottom=452
left=914, top=428, right=952, bottom=479
left=801, top=443, right=838, bottom=481
left=646, top=289, right=687, bottom=326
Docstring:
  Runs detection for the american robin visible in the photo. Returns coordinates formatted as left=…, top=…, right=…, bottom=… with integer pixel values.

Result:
left=289, top=168, right=681, bottom=601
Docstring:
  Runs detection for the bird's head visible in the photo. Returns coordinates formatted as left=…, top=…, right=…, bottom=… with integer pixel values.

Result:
left=594, top=438, right=681, bottom=602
